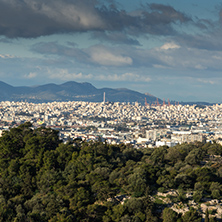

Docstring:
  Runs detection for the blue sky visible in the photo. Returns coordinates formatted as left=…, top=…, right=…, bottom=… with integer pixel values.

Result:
left=0, top=0, right=222, bottom=102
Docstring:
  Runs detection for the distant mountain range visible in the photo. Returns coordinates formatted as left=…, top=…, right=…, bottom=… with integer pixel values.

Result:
left=0, top=81, right=159, bottom=104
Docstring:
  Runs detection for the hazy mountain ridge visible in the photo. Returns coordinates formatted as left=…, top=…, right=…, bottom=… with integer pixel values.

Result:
left=0, top=81, right=158, bottom=104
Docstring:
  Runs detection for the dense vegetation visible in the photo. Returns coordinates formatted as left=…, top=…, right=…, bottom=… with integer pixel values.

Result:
left=1, top=123, right=222, bottom=221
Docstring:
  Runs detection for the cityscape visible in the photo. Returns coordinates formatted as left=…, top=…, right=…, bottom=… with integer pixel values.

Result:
left=1, top=99, right=222, bottom=220
left=1, top=0, right=222, bottom=220
left=1, top=99, right=222, bottom=148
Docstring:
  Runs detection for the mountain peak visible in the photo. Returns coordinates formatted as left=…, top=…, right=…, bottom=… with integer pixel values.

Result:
left=0, top=81, right=158, bottom=103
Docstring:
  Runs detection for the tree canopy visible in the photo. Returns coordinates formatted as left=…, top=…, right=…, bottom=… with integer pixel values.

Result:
left=0, top=123, right=221, bottom=221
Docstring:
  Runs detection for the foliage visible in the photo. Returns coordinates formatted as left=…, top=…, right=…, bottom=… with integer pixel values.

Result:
left=162, top=208, right=178, bottom=222
left=0, top=123, right=221, bottom=221
left=182, top=208, right=201, bottom=222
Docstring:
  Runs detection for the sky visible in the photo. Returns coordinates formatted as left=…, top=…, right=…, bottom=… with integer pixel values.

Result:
left=0, top=0, right=222, bottom=103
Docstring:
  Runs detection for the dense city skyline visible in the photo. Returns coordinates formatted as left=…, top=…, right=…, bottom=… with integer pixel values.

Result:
left=0, top=0, right=222, bottom=102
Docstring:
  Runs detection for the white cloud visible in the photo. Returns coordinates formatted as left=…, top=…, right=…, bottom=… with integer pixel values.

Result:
left=90, top=48, right=133, bottom=66
left=47, top=69, right=93, bottom=80
left=0, top=54, right=15, bottom=59
left=153, top=64, right=171, bottom=69
left=194, top=64, right=207, bottom=70
left=96, top=73, right=151, bottom=82
left=212, top=55, right=222, bottom=60
left=159, top=42, right=181, bottom=50
left=44, top=68, right=150, bottom=83
left=147, top=44, right=222, bottom=72
left=197, top=78, right=216, bottom=85
left=24, top=72, right=37, bottom=79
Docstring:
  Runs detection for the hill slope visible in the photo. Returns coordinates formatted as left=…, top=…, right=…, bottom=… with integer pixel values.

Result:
left=0, top=81, right=159, bottom=104
left=0, top=123, right=221, bottom=221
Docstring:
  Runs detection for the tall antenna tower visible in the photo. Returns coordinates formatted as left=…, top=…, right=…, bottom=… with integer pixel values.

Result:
left=156, top=98, right=159, bottom=106
left=103, top=92, right=105, bottom=103
left=168, top=99, right=170, bottom=106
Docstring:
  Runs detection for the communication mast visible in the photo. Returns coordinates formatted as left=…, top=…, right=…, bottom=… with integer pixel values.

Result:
left=103, top=92, right=105, bottom=103
left=163, top=98, right=165, bottom=106
left=168, top=99, right=170, bottom=106
left=156, top=98, right=159, bottom=106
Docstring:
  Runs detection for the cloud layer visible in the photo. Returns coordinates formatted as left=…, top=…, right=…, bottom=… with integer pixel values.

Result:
left=1, top=0, right=222, bottom=102
left=0, top=0, right=190, bottom=38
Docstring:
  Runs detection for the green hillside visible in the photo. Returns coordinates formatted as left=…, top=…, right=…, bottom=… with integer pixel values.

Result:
left=0, top=123, right=222, bottom=221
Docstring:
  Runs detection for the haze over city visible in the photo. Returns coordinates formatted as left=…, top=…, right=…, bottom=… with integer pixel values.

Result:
left=0, top=0, right=222, bottom=102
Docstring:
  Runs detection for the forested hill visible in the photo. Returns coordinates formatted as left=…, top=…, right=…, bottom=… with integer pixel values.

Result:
left=1, top=123, right=222, bottom=221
